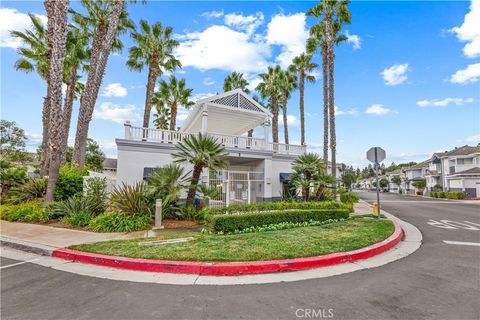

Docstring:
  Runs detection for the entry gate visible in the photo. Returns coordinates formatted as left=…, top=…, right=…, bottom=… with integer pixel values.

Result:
left=207, top=170, right=264, bottom=208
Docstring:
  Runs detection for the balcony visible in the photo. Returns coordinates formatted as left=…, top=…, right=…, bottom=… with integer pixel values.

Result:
left=124, top=125, right=307, bottom=156
left=452, top=163, right=479, bottom=174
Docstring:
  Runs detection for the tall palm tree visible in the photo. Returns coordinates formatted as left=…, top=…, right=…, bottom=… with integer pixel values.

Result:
left=288, top=53, right=317, bottom=146
left=307, top=0, right=351, bottom=195
left=278, top=69, right=297, bottom=145
left=11, top=14, right=50, bottom=176
left=44, top=0, right=70, bottom=204
left=127, top=20, right=181, bottom=129
left=152, top=76, right=195, bottom=131
left=152, top=101, right=171, bottom=130
left=173, top=133, right=228, bottom=205
left=223, top=71, right=250, bottom=93
left=256, top=65, right=282, bottom=144
left=71, top=0, right=134, bottom=168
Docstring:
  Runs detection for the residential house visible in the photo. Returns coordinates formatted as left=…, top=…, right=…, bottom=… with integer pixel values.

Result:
left=402, top=160, right=429, bottom=194
left=115, top=90, right=307, bottom=206
left=386, top=169, right=402, bottom=193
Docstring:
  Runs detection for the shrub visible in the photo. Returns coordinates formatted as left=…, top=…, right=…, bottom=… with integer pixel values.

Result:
left=337, top=188, right=348, bottom=195
left=0, top=199, right=52, bottom=222
left=54, top=164, right=88, bottom=201
left=109, top=182, right=154, bottom=217
left=340, top=193, right=359, bottom=204
left=51, top=195, right=100, bottom=217
left=317, top=188, right=334, bottom=201
left=416, top=191, right=423, bottom=196
left=431, top=192, right=437, bottom=198
left=6, top=177, right=48, bottom=204
left=210, top=209, right=350, bottom=233
left=88, top=212, right=152, bottom=232
left=61, top=211, right=93, bottom=227
left=84, top=177, right=108, bottom=214
left=202, top=201, right=353, bottom=216
left=176, top=204, right=207, bottom=221
left=445, top=191, right=465, bottom=199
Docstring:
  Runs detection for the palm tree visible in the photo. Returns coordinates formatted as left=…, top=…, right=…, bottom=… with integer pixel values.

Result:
left=72, top=0, right=134, bottom=168
left=173, top=133, right=228, bottom=205
left=44, top=0, right=70, bottom=204
left=152, top=101, right=171, bottom=130
left=256, top=65, right=282, bottom=144
left=291, top=152, right=324, bottom=201
left=148, top=164, right=188, bottom=211
left=127, top=20, right=181, bottom=129
left=223, top=71, right=250, bottom=93
left=278, top=69, right=297, bottom=145
left=307, top=0, right=351, bottom=196
left=153, top=76, right=195, bottom=131
left=288, top=53, right=317, bottom=146
left=11, top=14, right=50, bottom=176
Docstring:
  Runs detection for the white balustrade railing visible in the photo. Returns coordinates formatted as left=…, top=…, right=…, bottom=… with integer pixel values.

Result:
left=124, top=125, right=306, bottom=155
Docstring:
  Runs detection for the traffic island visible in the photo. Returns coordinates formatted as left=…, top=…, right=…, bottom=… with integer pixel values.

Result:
left=52, top=217, right=403, bottom=275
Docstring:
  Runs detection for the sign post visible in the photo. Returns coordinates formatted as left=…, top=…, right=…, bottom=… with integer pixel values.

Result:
left=367, top=147, right=386, bottom=220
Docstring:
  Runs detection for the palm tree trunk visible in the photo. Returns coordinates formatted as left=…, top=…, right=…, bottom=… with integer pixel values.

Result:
left=72, top=1, right=124, bottom=168
left=60, top=68, right=78, bottom=166
left=327, top=15, right=337, bottom=197
left=322, top=44, right=329, bottom=165
left=187, top=164, right=202, bottom=205
left=282, top=93, right=289, bottom=145
left=44, top=0, right=69, bottom=204
left=143, top=59, right=159, bottom=129
left=299, top=72, right=305, bottom=146
left=271, top=96, right=279, bottom=144
left=170, top=101, right=178, bottom=131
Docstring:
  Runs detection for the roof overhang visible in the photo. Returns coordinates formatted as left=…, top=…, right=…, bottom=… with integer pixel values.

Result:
left=180, top=89, right=272, bottom=135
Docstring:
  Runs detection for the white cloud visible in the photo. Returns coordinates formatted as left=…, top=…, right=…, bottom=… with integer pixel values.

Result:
left=381, top=63, right=409, bottom=86
left=417, top=97, right=475, bottom=107
left=0, top=8, right=47, bottom=49
left=365, top=104, right=392, bottom=115
left=192, top=92, right=216, bottom=101
left=334, top=105, right=357, bottom=116
left=175, top=25, right=270, bottom=74
left=93, top=102, right=141, bottom=124
left=201, top=10, right=224, bottom=19
left=450, top=63, right=480, bottom=84
left=345, top=30, right=361, bottom=50
left=102, top=83, right=127, bottom=97
left=449, top=0, right=480, bottom=58
left=466, top=134, right=480, bottom=143
left=224, top=12, right=264, bottom=36
left=266, top=13, right=308, bottom=69
left=278, top=114, right=299, bottom=127
left=203, top=77, right=215, bottom=86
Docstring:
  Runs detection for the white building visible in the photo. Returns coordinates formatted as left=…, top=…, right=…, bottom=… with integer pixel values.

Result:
left=115, top=90, right=307, bottom=205
left=402, top=160, right=429, bottom=194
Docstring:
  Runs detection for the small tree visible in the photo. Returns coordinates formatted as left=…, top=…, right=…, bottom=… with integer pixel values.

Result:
left=379, top=178, right=389, bottom=190
left=341, top=171, right=356, bottom=189
left=391, top=175, right=402, bottom=191
left=172, top=134, right=228, bottom=205
left=85, top=139, right=106, bottom=172
left=0, top=120, right=31, bottom=164
left=412, top=179, right=427, bottom=194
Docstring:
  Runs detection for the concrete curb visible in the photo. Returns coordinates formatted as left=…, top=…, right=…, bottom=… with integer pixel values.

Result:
left=0, top=236, right=56, bottom=256
left=51, top=220, right=403, bottom=276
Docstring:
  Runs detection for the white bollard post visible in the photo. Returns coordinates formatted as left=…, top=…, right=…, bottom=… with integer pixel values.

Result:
left=153, top=199, right=164, bottom=230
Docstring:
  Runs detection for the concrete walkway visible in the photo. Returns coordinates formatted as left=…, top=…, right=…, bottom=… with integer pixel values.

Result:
left=0, top=220, right=143, bottom=253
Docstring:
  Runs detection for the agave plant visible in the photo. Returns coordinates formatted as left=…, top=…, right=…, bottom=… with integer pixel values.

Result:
left=109, top=182, right=153, bottom=217
left=51, top=194, right=99, bottom=217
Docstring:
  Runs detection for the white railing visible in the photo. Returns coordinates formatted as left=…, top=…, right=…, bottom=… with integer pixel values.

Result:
left=124, top=124, right=306, bottom=155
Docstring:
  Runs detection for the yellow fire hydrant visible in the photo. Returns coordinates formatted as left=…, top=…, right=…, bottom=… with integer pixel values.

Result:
left=372, top=202, right=379, bottom=217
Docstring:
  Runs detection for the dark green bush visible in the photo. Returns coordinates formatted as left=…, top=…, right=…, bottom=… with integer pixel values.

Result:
left=88, top=212, right=152, bottom=232
left=340, top=193, right=359, bottom=204
left=54, top=164, right=88, bottom=201
left=62, top=211, right=93, bottom=227
left=109, top=182, right=154, bottom=217
left=445, top=191, right=465, bottom=199
left=202, top=201, right=353, bottom=216
left=210, top=209, right=350, bottom=233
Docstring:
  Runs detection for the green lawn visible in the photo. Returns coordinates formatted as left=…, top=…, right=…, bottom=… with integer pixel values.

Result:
left=69, top=217, right=394, bottom=262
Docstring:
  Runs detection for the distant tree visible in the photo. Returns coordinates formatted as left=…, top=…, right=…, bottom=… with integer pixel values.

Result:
left=85, top=138, right=106, bottom=172
left=379, top=178, right=389, bottom=189
left=341, top=171, right=356, bottom=189
left=412, top=179, right=426, bottom=193
left=223, top=72, right=250, bottom=93
left=391, top=175, right=402, bottom=190
left=0, top=120, right=31, bottom=164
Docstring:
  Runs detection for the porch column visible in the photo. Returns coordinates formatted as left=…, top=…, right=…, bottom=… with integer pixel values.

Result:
left=263, top=118, right=271, bottom=146
left=201, top=107, right=208, bottom=134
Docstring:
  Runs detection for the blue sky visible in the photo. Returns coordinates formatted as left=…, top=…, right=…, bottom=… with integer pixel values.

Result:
left=1, top=0, right=479, bottom=167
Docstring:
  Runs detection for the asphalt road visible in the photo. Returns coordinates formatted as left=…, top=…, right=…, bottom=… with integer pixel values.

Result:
left=1, top=192, right=479, bottom=320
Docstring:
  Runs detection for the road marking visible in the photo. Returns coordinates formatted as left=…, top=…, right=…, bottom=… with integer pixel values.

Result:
left=0, top=259, right=39, bottom=270
left=443, top=241, right=480, bottom=247
left=427, top=219, right=480, bottom=230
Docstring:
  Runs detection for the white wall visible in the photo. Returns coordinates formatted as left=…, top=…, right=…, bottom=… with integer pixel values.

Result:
left=270, top=156, right=295, bottom=200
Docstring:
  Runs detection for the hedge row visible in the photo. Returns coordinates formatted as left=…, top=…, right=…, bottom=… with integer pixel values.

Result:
left=340, top=193, right=359, bottom=204
left=202, top=201, right=353, bottom=215
left=210, top=209, right=350, bottom=233
left=431, top=191, right=465, bottom=199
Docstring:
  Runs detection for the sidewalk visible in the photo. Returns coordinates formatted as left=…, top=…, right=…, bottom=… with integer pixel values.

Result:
left=0, top=220, right=143, bottom=253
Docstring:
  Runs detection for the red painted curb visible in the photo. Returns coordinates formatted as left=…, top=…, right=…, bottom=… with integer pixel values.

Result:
left=52, top=220, right=403, bottom=276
